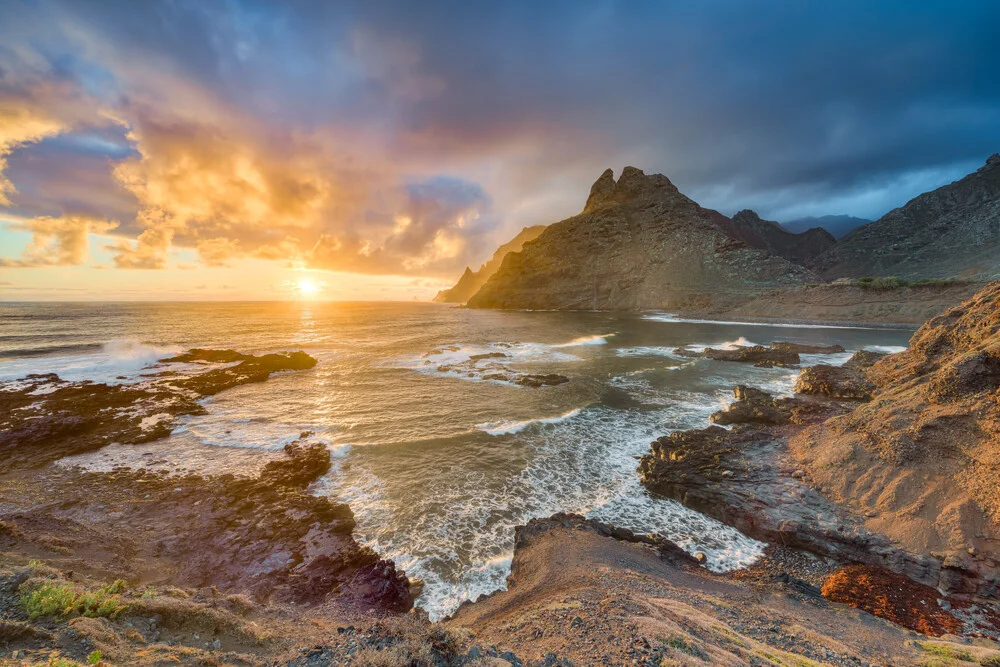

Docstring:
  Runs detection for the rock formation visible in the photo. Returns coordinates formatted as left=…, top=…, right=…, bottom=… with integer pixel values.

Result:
left=0, top=349, right=318, bottom=471
left=466, top=167, right=818, bottom=311
left=814, top=153, right=1000, bottom=280
left=727, top=209, right=836, bottom=266
left=433, top=225, right=546, bottom=303
left=791, top=280, right=1000, bottom=596
left=641, top=282, right=1000, bottom=600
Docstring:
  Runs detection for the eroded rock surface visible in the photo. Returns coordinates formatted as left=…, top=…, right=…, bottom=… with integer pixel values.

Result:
left=0, top=440, right=413, bottom=612
left=795, top=363, right=875, bottom=400
left=0, top=350, right=318, bottom=471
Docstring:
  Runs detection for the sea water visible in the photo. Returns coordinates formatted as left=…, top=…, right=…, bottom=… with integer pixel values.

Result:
left=0, top=301, right=911, bottom=618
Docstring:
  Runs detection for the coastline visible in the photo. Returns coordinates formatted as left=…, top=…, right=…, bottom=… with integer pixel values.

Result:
left=2, top=296, right=999, bottom=664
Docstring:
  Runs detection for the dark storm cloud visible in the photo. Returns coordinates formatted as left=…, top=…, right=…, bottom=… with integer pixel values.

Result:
left=1, top=0, right=998, bottom=272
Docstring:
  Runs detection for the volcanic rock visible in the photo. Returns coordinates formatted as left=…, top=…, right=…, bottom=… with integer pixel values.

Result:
left=513, top=374, right=570, bottom=388
left=704, top=345, right=800, bottom=365
left=467, top=167, right=818, bottom=310
left=814, top=153, right=1000, bottom=281
left=769, top=342, right=846, bottom=355
left=0, top=440, right=414, bottom=612
left=791, top=281, right=1000, bottom=598
left=794, top=364, right=875, bottom=400
left=842, top=349, right=888, bottom=369
left=727, top=209, right=836, bottom=266
left=434, top=226, right=546, bottom=303
left=710, top=385, right=791, bottom=425
left=0, top=349, right=318, bottom=471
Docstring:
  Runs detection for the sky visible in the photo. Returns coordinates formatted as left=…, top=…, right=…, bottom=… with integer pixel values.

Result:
left=1, top=0, right=998, bottom=301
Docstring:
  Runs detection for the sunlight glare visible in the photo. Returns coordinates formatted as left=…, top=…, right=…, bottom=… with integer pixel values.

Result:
left=297, top=279, right=320, bottom=296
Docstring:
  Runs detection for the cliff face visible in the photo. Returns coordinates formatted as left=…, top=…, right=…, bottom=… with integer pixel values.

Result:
left=814, top=153, right=1000, bottom=280
left=791, top=281, right=1000, bottom=595
left=727, top=209, right=836, bottom=266
left=433, top=225, right=546, bottom=303
left=466, top=167, right=818, bottom=311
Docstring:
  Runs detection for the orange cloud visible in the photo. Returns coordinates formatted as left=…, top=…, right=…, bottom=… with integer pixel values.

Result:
left=1, top=215, right=117, bottom=267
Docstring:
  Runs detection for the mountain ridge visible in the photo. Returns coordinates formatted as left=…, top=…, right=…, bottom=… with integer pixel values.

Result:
left=433, top=225, right=546, bottom=303
left=813, top=153, right=1000, bottom=280
left=466, top=167, right=818, bottom=311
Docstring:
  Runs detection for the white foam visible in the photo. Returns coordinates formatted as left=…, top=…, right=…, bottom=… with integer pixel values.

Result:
left=642, top=313, right=891, bottom=330
left=477, top=408, right=583, bottom=435
left=677, top=336, right=759, bottom=354
left=615, top=346, right=687, bottom=359
left=0, top=338, right=180, bottom=385
left=328, top=399, right=765, bottom=621
left=552, top=334, right=614, bottom=347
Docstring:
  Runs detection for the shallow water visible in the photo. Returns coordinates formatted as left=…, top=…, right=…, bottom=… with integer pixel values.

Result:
left=0, top=301, right=912, bottom=618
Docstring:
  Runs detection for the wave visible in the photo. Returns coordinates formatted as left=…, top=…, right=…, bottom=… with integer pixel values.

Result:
left=642, top=312, right=892, bottom=330
left=477, top=408, right=583, bottom=435
left=863, top=344, right=908, bottom=354
left=0, top=338, right=180, bottom=384
left=614, top=346, right=687, bottom=359
left=552, top=333, right=614, bottom=347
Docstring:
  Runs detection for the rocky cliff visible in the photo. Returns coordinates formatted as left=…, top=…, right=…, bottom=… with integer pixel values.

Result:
left=790, top=281, right=1000, bottom=596
left=433, top=225, right=546, bottom=303
left=727, top=209, right=836, bottom=266
left=814, top=153, right=1000, bottom=280
left=467, top=167, right=818, bottom=311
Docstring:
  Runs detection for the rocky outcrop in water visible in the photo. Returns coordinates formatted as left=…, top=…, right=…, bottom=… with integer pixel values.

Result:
left=466, top=167, right=818, bottom=311
left=1, top=440, right=414, bottom=614
left=0, top=349, right=318, bottom=470
left=643, top=282, right=1000, bottom=602
left=727, top=209, right=836, bottom=267
left=791, top=281, right=1000, bottom=598
left=673, top=343, right=801, bottom=366
left=814, top=153, right=1000, bottom=281
left=434, top=226, right=546, bottom=303
left=794, top=364, right=876, bottom=400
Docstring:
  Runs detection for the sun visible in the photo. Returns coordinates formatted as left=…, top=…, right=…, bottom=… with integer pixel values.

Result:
left=296, top=279, right=320, bottom=296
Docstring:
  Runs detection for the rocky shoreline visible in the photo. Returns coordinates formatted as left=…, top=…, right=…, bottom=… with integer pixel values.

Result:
left=2, top=286, right=1000, bottom=665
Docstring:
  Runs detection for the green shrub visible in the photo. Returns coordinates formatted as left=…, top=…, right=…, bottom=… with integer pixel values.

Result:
left=21, top=580, right=128, bottom=619
left=916, top=641, right=975, bottom=662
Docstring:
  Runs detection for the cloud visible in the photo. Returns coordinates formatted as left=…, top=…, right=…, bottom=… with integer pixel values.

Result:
left=1, top=0, right=999, bottom=278
left=1, top=215, right=117, bottom=267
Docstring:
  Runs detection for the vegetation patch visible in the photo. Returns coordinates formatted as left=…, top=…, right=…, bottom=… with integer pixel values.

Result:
left=916, top=641, right=975, bottom=662
left=21, top=579, right=128, bottom=620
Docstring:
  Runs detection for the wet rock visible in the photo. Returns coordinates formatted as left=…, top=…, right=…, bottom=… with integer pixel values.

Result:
left=638, top=426, right=948, bottom=591
left=513, top=513, right=698, bottom=567
left=795, top=364, right=875, bottom=400
left=514, top=374, right=570, bottom=388
left=842, top=349, right=887, bottom=369
left=0, top=349, right=318, bottom=471
left=3, top=440, right=413, bottom=613
left=160, top=349, right=248, bottom=363
left=710, top=385, right=790, bottom=425
left=704, top=345, right=800, bottom=365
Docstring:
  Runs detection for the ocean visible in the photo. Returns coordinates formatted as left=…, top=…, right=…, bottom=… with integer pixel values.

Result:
left=0, top=301, right=912, bottom=619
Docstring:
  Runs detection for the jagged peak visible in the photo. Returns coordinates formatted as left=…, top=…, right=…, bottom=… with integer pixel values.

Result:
left=460, top=266, right=474, bottom=277
left=731, top=209, right=763, bottom=224
left=981, top=152, right=1000, bottom=171
left=583, top=166, right=680, bottom=212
